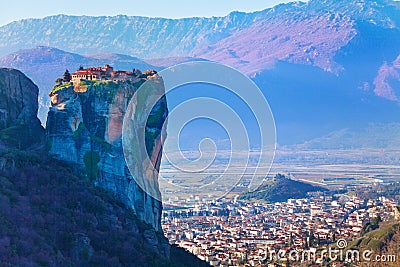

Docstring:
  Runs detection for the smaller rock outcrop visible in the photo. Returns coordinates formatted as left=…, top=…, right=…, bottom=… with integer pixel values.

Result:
left=0, top=68, right=44, bottom=150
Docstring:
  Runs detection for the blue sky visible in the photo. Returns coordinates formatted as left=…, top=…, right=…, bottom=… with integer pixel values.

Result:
left=0, top=0, right=298, bottom=26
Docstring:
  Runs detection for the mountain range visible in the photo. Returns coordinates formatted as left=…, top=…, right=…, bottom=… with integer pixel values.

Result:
left=1, top=0, right=400, bottom=146
left=0, top=0, right=399, bottom=75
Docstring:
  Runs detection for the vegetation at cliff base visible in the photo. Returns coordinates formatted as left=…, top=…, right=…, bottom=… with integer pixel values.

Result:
left=0, top=123, right=44, bottom=150
left=0, top=151, right=183, bottom=266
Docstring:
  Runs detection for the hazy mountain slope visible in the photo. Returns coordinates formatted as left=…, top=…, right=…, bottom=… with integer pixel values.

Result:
left=0, top=12, right=264, bottom=58
left=198, top=5, right=357, bottom=75
left=295, top=123, right=400, bottom=150
left=253, top=61, right=400, bottom=144
left=145, top=57, right=209, bottom=69
left=0, top=0, right=398, bottom=75
left=307, top=0, right=400, bottom=25
left=374, top=54, right=400, bottom=102
left=199, top=0, right=399, bottom=76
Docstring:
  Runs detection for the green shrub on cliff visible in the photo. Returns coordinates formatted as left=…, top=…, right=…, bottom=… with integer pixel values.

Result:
left=90, top=135, right=112, bottom=152
left=51, top=82, right=72, bottom=94
left=84, top=151, right=100, bottom=181
left=72, top=123, right=85, bottom=139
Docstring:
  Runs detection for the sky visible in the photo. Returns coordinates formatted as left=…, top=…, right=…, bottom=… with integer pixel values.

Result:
left=0, top=0, right=297, bottom=26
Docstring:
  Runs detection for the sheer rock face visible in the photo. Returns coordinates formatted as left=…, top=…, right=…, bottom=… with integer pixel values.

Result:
left=0, top=68, right=39, bottom=129
left=46, top=74, right=167, bottom=231
left=0, top=68, right=44, bottom=149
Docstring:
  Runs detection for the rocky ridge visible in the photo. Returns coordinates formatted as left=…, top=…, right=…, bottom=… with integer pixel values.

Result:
left=46, top=70, right=167, bottom=231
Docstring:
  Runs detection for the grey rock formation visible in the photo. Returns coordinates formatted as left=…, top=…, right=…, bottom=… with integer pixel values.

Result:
left=46, top=72, right=167, bottom=231
left=0, top=68, right=39, bottom=128
left=0, top=68, right=44, bottom=149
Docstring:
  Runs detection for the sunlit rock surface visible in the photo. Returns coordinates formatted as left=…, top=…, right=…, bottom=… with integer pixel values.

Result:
left=46, top=72, right=167, bottom=230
